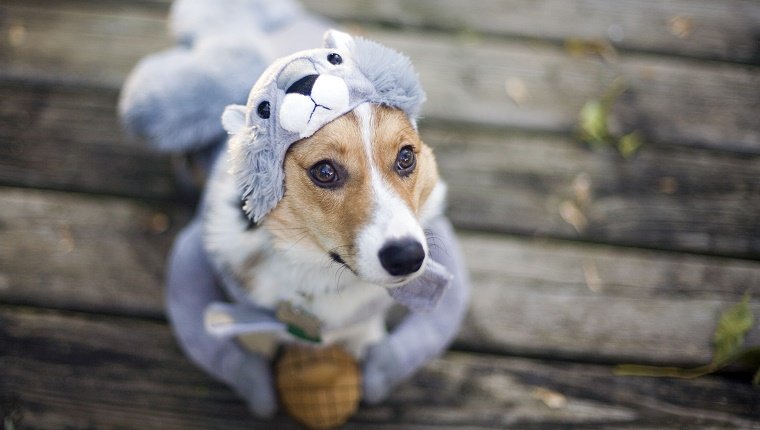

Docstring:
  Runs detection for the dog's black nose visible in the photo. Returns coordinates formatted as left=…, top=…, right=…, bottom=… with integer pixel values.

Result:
left=286, top=74, right=319, bottom=96
left=378, top=238, right=425, bottom=276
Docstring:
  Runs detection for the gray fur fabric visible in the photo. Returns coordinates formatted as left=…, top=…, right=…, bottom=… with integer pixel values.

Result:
left=119, top=0, right=328, bottom=153
left=119, top=0, right=470, bottom=419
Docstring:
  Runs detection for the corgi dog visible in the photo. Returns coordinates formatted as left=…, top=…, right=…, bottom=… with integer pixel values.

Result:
left=121, top=8, right=470, bottom=411
left=203, top=102, right=447, bottom=358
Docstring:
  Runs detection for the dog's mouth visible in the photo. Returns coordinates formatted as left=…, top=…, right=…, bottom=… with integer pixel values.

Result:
left=382, top=276, right=416, bottom=288
left=374, top=269, right=426, bottom=289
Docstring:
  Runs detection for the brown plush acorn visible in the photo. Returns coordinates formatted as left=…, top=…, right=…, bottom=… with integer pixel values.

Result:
left=276, top=344, right=361, bottom=429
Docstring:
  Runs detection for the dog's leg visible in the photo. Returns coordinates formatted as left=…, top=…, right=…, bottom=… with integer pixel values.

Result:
left=166, top=219, right=277, bottom=417
left=362, top=216, right=470, bottom=404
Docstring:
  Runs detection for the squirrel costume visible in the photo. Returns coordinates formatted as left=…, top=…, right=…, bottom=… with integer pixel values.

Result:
left=119, top=0, right=470, bottom=427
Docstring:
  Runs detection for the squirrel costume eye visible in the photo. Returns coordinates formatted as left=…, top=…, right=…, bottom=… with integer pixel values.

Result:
left=256, top=101, right=270, bottom=119
left=309, top=160, right=345, bottom=189
left=395, top=146, right=416, bottom=176
left=327, top=53, right=343, bottom=65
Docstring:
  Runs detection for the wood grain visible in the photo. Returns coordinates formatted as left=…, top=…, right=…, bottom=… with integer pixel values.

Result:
left=1, top=1, right=758, bottom=153
left=2, top=306, right=758, bottom=429
left=372, top=30, right=760, bottom=154
left=0, top=0, right=171, bottom=88
left=0, top=187, right=184, bottom=318
left=459, top=231, right=760, bottom=364
left=301, top=0, right=760, bottom=65
left=426, top=126, right=760, bottom=258
left=2, top=187, right=758, bottom=365
left=0, top=81, right=179, bottom=200
left=1, top=1, right=758, bottom=428
left=2, top=82, right=758, bottom=257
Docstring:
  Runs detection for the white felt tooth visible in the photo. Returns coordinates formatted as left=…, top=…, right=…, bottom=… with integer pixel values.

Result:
left=279, top=93, right=314, bottom=133
left=311, top=75, right=350, bottom=111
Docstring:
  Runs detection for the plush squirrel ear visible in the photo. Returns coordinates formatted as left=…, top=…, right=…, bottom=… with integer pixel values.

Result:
left=350, top=36, right=427, bottom=121
left=222, top=105, right=247, bottom=134
left=323, top=29, right=354, bottom=51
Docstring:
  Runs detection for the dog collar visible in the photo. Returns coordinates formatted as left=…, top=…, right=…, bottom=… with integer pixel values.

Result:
left=203, top=259, right=452, bottom=343
left=204, top=301, right=324, bottom=344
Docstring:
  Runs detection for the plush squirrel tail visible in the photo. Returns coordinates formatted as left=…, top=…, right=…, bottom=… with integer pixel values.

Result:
left=118, top=0, right=329, bottom=157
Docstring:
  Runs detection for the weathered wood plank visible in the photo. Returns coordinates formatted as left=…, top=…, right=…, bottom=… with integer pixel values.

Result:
left=459, top=232, right=760, bottom=364
left=2, top=306, right=758, bottom=429
left=0, top=0, right=171, bottom=88
left=3, top=81, right=758, bottom=257
left=2, top=1, right=758, bottom=153
left=0, top=187, right=185, bottom=318
left=0, top=81, right=179, bottom=200
left=301, top=0, right=760, bottom=65
left=427, top=126, right=760, bottom=258
left=2, top=187, right=759, bottom=365
left=11, top=0, right=757, bottom=64
left=375, top=30, right=760, bottom=154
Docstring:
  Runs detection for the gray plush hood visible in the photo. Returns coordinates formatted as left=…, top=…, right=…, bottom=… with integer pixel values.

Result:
left=222, top=29, right=426, bottom=222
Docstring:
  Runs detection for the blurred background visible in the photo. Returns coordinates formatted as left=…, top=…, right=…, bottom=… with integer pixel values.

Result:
left=1, top=0, right=759, bottom=428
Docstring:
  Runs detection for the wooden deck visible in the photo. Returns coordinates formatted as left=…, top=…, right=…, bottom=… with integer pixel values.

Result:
left=1, top=0, right=759, bottom=428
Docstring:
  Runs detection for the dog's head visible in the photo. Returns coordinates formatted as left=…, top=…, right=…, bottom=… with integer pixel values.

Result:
left=266, top=103, right=442, bottom=286
left=223, top=30, right=441, bottom=286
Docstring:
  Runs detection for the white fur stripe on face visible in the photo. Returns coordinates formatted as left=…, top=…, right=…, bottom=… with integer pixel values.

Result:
left=354, top=103, right=427, bottom=285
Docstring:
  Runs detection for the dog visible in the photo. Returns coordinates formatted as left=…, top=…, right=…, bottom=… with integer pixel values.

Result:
left=204, top=101, right=447, bottom=358
left=120, top=1, right=470, bottom=417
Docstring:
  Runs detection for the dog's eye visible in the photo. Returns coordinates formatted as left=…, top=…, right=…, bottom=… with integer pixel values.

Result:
left=395, top=146, right=416, bottom=176
left=309, top=160, right=344, bottom=189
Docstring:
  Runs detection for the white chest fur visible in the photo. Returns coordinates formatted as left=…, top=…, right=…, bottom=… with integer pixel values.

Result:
left=202, top=157, right=394, bottom=357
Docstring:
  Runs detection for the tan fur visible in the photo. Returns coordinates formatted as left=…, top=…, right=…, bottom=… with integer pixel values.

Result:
left=264, top=105, right=439, bottom=269
left=372, top=106, right=440, bottom=216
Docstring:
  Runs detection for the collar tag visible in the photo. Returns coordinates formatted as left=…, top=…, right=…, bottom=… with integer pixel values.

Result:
left=204, top=302, right=283, bottom=339
left=276, top=302, right=323, bottom=343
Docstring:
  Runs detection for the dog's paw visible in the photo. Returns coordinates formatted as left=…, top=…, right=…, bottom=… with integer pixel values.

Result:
left=233, top=354, right=278, bottom=418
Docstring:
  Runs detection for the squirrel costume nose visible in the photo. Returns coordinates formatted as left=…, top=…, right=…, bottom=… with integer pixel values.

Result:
left=286, top=74, right=319, bottom=95
left=378, top=238, right=425, bottom=276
